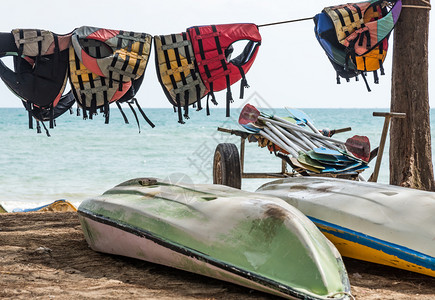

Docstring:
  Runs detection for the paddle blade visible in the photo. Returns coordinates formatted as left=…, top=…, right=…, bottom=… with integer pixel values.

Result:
left=345, top=135, right=371, bottom=162
left=286, top=107, right=313, bottom=124
left=241, top=123, right=261, bottom=133
left=239, top=104, right=260, bottom=125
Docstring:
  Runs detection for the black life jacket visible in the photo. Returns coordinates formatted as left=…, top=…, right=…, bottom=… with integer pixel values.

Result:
left=0, top=29, right=73, bottom=133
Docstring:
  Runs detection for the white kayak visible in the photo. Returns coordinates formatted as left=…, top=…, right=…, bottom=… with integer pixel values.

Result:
left=257, top=177, right=435, bottom=277
left=78, top=177, right=352, bottom=300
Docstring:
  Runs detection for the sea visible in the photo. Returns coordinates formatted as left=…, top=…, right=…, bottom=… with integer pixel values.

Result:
left=1, top=105, right=434, bottom=212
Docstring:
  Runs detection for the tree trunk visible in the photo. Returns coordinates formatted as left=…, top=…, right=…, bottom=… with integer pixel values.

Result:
left=390, top=0, right=435, bottom=191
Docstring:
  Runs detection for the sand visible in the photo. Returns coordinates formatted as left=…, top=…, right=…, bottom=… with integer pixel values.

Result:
left=0, top=211, right=434, bottom=300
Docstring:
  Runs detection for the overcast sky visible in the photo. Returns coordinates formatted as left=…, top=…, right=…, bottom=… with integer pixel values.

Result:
left=0, top=0, right=433, bottom=108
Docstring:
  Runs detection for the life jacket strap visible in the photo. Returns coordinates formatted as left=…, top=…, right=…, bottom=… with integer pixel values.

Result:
left=193, top=26, right=215, bottom=100
left=206, top=93, right=210, bottom=116
left=160, top=35, right=182, bottom=108
left=36, top=120, right=41, bottom=134
left=16, top=30, right=25, bottom=73
left=195, top=84, right=202, bottom=111
left=127, top=100, right=141, bottom=133
left=196, top=54, right=226, bottom=66
left=373, top=70, right=379, bottom=84
left=205, top=69, right=231, bottom=83
left=209, top=82, right=218, bottom=105
left=133, top=98, right=155, bottom=128
left=104, top=98, right=110, bottom=124
left=49, top=103, right=54, bottom=129
left=379, top=60, right=385, bottom=75
left=25, top=101, right=33, bottom=129
left=176, top=95, right=185, bottom=124
left=237, top=65, right=249, bottom=99
left=183, top=92, right=190, bottom=120
left=193, top=31, right=220, bottom=40
left=116, top=101, right=129, bottom=124
left=107, top=65, right=138, bottom=79
left=181, top=32, right=203, bottom=111
left=360, top=72, right=371, bottom=92
left=39, top=120, right=51, bottom=137
left=225, top=75, right=233, bottom=117
left=170, top=33, right=191, bottom=120
left=161, top=40, right=190, bottom=50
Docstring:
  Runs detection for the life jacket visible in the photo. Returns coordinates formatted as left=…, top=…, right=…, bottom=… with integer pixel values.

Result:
left=187, top=23, right=261, bottom=118
left=71, top=26, right=152, bottom=88
left=69, top=27, right=154, bottom=128
left=0, top=29, right=73, bottom=133
left=314, top=1, right=400, bottom=91
left=154, top=32, right=207, bottom=123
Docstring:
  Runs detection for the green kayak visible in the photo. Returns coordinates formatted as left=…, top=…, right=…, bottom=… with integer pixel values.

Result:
left=78, top=178, right=352, bottom=299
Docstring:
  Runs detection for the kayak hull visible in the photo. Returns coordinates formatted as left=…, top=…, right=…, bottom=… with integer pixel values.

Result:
left=79, top=213, right=308, bottom=299
left=257, top=177, right=435, bottom=277
left=78, top=178, right=352, bottom=300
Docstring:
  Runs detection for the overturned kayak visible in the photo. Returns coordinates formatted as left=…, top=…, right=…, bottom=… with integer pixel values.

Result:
left=12, top=199, right=77, bottom=212
left=257, top=177, right=435, bottom=277
left=78, top=178, right=352, bottom=300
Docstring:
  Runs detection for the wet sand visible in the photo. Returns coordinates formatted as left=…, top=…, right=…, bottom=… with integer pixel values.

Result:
left=1, top=211, right=434, bottom=299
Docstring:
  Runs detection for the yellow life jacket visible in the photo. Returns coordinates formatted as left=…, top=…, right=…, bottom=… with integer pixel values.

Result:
left=154, top=32, right=206, bottom=123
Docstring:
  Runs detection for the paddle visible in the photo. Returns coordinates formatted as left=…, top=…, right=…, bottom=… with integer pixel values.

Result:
left=239, top=103, right=260, bottom=125
left=345, top=135, right=371, bottom=162
left=290, top=157, right=321, bottom=173
left=260, top=128, right=298, bottom=157
left=285, top=107, right=321, bottom=135
left=261, top=116, right=346, bottom=145
left=266, top=122, right=306, bottom=155
left=297, top=152, right=325, bottom=170
left=240, top=122, right=262, bottom=133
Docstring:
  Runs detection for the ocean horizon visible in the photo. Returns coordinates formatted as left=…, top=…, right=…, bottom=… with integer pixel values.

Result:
left=1, top=106, right=434, bottom=211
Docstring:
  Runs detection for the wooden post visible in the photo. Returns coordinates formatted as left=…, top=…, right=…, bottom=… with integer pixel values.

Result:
left=390, top=0, right=435, bottom=190
left=369, top=112, right=406, bottom=182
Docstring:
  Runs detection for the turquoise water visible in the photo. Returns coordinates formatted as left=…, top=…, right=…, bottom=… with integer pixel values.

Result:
left=0, top=106, right=433, bottom=211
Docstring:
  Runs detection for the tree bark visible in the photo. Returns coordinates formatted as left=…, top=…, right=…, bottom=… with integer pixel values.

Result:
left=390, top=0, right=435, bottom=190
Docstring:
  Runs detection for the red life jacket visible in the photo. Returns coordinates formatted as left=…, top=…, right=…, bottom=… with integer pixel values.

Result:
left=187, top=23, right=261, bottom=117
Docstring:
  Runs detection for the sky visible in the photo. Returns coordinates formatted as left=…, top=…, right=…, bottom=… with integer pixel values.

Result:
left=0, top=0, right=433, bottom=108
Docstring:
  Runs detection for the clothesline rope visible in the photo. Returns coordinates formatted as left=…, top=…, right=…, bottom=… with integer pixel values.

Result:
left=258, top=0, right=430, bottom=28
left=258, top=17, right=314, bottom=28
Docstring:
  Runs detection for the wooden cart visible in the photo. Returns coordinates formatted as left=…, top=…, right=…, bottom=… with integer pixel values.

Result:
left=212, top=112, right=406, bottom=189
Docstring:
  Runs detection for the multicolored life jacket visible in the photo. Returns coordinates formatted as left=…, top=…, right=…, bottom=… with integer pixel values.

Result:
left=314, top=0, right=401, bottom=91
left=155, top=23, right=261, bottom=123
left=69, top=26, right=154, bottom=127
left=0, top=29, right=73, bottom=133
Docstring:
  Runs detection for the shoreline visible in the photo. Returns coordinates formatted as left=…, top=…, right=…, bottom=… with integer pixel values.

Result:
left=1, top=211, right=434, bottom=299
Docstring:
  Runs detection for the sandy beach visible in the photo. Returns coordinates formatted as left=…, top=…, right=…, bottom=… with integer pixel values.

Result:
left=1, top=211, right=434, bottom=300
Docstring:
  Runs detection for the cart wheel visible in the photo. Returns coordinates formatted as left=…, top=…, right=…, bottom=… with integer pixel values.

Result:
left=213, top=143, right=242, bottom=189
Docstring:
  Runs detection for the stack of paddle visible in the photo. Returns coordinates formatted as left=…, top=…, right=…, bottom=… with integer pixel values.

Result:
left=238, top=104, right=370, bottom=175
